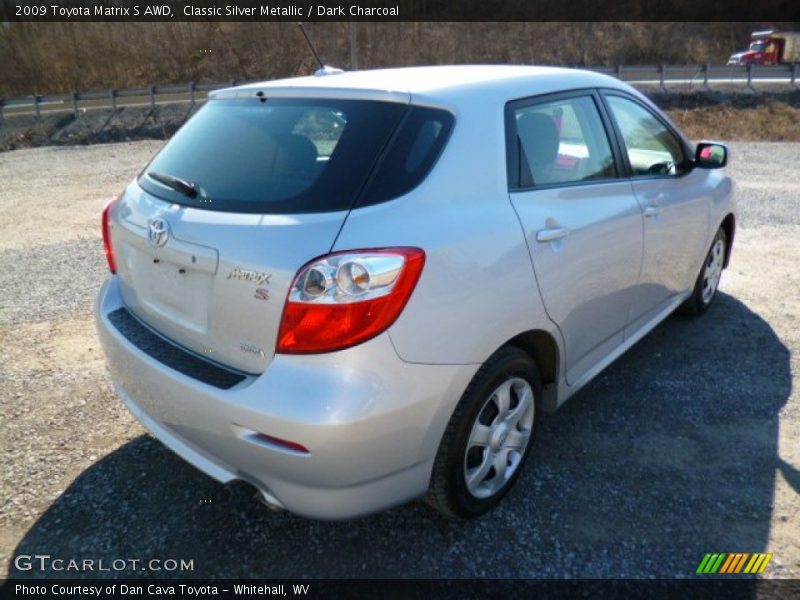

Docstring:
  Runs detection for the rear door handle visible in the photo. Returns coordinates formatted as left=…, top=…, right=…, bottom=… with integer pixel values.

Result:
left=643, top=205, right=662, bottom=218
left=536, top=226, right=570, bottom=242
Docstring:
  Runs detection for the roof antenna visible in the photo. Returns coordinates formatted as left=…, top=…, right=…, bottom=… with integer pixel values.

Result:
left=297, top=23, right=345, bottom=77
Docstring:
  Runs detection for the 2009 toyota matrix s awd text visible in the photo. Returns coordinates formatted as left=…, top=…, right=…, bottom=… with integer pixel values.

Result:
left=95, top=65, right=736, bottom=519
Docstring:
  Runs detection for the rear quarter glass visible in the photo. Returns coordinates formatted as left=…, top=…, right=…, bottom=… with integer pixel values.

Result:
left=357, top=106, right=455, bottom=207
left=138, top=98, right=407, bottom=214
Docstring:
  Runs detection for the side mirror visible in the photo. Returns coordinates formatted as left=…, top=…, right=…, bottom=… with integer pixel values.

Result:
left=695, top=142, right=728, bottom=169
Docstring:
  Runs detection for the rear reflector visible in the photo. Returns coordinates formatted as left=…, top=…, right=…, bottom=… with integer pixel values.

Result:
left=254, top=432, right=310, bottom=455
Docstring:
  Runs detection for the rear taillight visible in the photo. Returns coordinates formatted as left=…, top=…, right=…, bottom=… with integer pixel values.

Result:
left=102, top=196, right=119, bottom=274
left=276, top=248, right=426, bottom=354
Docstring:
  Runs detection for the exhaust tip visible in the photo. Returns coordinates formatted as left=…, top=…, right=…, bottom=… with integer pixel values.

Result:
left=222, top=479, right=285, bottom=513
left=255, top=490, right=286, bottom=513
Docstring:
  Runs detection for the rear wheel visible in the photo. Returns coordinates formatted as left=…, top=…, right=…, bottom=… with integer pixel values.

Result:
left=427, top=347, right=541, bottom=518
left=680, top=227, right=727, bottom=316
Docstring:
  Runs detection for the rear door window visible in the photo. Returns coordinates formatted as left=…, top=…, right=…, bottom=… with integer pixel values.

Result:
left=138, top=98, right=407, bottom=214
left=509, top=95, right=617, bottom=189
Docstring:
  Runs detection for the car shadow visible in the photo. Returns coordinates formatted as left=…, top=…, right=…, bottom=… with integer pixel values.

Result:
left=7, top=292, right=793, bottom=579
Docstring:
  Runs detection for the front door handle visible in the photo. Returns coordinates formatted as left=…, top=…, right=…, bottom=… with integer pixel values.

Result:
left=536, top=226, right=570, bottom=243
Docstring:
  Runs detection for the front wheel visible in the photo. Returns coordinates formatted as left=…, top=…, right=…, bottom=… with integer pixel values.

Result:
left=426, top=347, right=541, bottom=518
left=680, top=227, right=727, bottom=316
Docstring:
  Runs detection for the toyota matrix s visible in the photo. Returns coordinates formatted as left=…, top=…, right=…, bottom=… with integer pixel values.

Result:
left=96, top=66, right=736, bottom=519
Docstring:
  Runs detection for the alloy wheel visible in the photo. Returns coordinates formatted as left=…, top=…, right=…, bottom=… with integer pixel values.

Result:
left=463, top=377, right=535, bottom=499
left=702, top=238, right=726, bottom=304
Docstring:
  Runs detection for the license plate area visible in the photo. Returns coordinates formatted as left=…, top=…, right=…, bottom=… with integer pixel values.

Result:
left=127, top=247, right=213, bottom=334
left=116, top=223, right=219, bottom=336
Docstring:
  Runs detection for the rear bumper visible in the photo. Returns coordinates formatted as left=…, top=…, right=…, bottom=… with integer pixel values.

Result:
left=96, top=277, right=475, bottom=519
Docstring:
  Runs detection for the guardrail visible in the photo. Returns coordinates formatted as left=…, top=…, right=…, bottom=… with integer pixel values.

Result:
left=0, top=81, right=235, bottom=120
left=1, top=63, right=798, bottom=121
left=588, top=62, right=799, bottom=86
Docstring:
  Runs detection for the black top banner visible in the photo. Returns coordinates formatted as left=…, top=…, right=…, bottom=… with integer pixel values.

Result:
left=2, top=0, right=800, bottom=22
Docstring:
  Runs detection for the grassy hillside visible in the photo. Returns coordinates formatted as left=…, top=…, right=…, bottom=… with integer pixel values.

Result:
left=3, top=22, right=799, bottom=98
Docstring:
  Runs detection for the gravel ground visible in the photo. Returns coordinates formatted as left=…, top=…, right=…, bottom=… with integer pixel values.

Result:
left=0, top=141, right=798, bottom=579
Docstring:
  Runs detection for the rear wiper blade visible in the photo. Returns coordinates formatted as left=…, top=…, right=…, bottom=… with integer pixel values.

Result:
left=147, top=171, right=199, bottom=198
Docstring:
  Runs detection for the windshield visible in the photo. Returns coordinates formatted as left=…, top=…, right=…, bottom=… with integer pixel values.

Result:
left=749, top=41, right=766, bottom=52
left=138, top=98, right=407, bottom=213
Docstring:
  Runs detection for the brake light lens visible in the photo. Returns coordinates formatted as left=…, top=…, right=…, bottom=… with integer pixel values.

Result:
left=277, top=248, right=426, bottom=354
left=102, top=196, right=119, bottom=274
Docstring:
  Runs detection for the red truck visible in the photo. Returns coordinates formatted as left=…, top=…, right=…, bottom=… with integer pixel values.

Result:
left=727, top=30, right=800, bottom=65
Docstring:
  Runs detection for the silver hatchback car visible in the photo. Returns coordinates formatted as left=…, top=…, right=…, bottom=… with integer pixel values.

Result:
left=96, top=66, right=735, bottom=519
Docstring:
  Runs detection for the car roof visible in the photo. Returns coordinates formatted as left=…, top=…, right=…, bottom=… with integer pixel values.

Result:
left=210, top=65, right=632, bottom=109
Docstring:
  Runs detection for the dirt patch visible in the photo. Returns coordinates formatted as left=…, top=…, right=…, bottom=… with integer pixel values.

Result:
left=651, top=89, right=800, bottom=110
left=50, top=103, right=198, bottom=146
left=0, top=113, right=76, bottom=151
left=649, top=89, right=800, bottom=142
left=0, top=316, right=104, bottom=375
left=666, top=101, right=800, bottom=142
left=0, top=141, right=163, bottom=251
left=0, top=104, right=196, bottom=152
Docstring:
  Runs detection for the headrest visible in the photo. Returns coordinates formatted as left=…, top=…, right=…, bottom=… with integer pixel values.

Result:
left=275, top=134, right=318, bottom=174
left=517, top=113, right=560, bottom=168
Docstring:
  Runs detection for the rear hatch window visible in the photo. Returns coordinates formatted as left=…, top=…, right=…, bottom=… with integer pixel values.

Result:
left=139, top=97, right=453, bottom=214
left=139, top=98, right=406, bottom=214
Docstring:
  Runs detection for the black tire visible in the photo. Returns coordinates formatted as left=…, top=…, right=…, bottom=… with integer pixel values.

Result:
left=679, top=227, right=728, bottom=316
left=426, top=346, right=542, bottom=519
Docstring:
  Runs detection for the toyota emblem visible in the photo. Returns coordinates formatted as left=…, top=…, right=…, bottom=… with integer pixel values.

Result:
left=148, top=218, right=170, bottom=248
